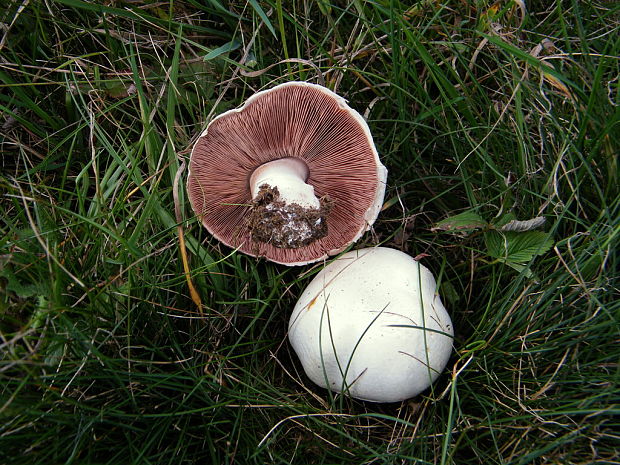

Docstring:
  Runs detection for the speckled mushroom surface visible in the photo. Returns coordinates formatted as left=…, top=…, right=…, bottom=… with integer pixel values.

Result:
left=187, top=81, right=387, bottom=265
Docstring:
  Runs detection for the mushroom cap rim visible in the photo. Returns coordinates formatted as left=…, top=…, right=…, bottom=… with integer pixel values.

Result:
left=186, top=81, right=388, bottom=266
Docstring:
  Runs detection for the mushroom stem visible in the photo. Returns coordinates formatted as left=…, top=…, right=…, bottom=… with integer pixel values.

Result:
left=250, top=158, right=319, bottom=208
left=248, top=158, right=331, bottom=249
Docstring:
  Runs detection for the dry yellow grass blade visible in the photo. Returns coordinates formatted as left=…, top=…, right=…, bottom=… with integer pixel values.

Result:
left=173, top=160, right=203, bottom=311
left=542, top=67, right=575, bottom=101
left=530, top=39, right=576, bottom=103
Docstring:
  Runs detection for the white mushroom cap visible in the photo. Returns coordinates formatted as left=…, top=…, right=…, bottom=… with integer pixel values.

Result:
left=288, top=247, right=454, bottom=402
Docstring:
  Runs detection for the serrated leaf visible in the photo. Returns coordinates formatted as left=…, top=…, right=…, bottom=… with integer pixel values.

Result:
left=432, top=211, right=488, bottom=232
left=486, top=231, right=554, bottom=264
left=485, top=230, right=503, bottom=258
left=504, top=261, right=536, bottom=279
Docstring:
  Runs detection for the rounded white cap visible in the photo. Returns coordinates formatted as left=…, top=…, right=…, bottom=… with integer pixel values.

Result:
left=288, top=247, right=454, bottom=402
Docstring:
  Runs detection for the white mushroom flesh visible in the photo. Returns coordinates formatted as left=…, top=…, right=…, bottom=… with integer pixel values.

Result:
left=288, top=247, right=454, bottom=403
left=250, top=158, right=320, bottom=209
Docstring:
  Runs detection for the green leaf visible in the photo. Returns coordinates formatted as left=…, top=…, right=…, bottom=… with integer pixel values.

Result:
left=432, top=211, right=488, bottom=232
left=440, top=280, right=461, bottom=307
left=485, top=230, right=554, bottom=264
left=504, top=262, right=535, bottom=279
left=204, top=39, right=242, bottom=61
left=248, top=0, right=277, bottom=38
left=0, top=266, right=46, bottom=299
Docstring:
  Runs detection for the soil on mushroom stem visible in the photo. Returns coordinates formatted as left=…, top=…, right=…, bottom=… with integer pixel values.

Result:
left=248, top=184, right=333, bottom=249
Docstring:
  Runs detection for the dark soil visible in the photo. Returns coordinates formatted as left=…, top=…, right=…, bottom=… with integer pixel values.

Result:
left=248, top=184, right=333, bottom=249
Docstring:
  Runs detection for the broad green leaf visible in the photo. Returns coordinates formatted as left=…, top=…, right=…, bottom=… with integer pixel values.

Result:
left=0, top=266, right=46, bottom=299
left=432, top=211, right=488, bottom=232
left=504, top=262, right=535, bottom=279
left=204, top=39, right=242, bottom=61
left=485, top=230, right=554, bottom=264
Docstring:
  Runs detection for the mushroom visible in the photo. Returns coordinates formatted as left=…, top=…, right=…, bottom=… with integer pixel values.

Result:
left=187, top=81, right=387, bottom=265
left=288, top=247, right=454, bottom=402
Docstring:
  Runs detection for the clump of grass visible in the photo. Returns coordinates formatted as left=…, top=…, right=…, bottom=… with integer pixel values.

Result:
left=1, top=1, right=618, bottom=464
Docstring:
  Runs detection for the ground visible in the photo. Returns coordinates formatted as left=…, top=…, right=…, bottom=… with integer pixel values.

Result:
left=0, top=1, right=618, bottom=464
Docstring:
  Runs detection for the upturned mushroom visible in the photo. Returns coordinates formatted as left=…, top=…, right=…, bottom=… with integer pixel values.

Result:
left=288, top=247, right=454, bottom=403
left=187, top=82, right=387, bottom=265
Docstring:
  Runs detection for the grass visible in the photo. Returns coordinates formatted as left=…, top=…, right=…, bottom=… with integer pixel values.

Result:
left=1, top=0, right=618, bottom=463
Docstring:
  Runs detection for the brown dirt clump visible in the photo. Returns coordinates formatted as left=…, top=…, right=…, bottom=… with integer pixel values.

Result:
left=248, top=184, right=333, bottom=249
